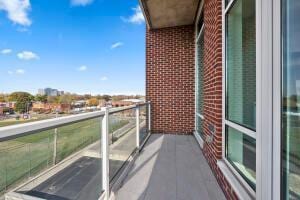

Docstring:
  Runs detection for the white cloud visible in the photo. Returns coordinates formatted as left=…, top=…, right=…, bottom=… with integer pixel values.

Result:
left=1, top=49, right=12, bottom=54
left=100, top=76, right=108, bottom=81
left=122, top=6, right=145, bottom=24
left=111, top=42, right=123, bottom=49
left=17, top=51, right=39, bottom=60
left=78, top=65, right=87, bottom=71
left=16, top=69, right=25, bottom=74
left=8, top=69, right=25, bottom=75
left=71, top=0, right=94, bottom=6
left=0, top=0, right=31, bottom=26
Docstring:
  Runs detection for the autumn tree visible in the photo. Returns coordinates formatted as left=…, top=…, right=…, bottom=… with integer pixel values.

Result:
left=59, top=94, right=73, bottom=104
left=35, top=94, right=48, bottom=103
left=9, top=92, right=34, bottom=113
left=0, top=94, right=7, bottom=102
left=47, top=96, right=59, bottom=104
left=88, top=98, right=99, bottom=106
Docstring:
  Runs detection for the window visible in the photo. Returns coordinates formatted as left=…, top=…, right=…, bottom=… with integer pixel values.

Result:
left=226, top=0, right=256, bottom=131
left=225, top=0, right=256, bottom=190
left=226, top=126, right=256, bottom=188
left=281, top=0, right=300, bottom=198
left=196, top=13, right=204, bottom=138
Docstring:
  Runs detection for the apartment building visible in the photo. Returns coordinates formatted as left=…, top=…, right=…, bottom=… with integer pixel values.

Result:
left=38, top=88, right=64, bottom=97
left=0, top=0, right=299, bottom=200
left=140, top=0, right=300, bottom=199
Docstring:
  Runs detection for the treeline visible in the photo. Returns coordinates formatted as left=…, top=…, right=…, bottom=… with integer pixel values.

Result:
left=0, top=92, right=144, bottom=113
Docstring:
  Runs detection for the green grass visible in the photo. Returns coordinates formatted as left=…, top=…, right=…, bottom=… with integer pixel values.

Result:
left=0, top=116, right=130, bottom=194
left=0, top=114, right=69, bottom=128
left=0, top=119, right=44, bottom=128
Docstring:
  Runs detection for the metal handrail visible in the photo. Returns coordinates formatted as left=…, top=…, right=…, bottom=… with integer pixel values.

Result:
left=0, top=110, right=105, bottom=142
left=108, top=105, right=136, bottom=114
left=0, top=102, right=150, bottom=142
left=0, top=101, right=151, bottom=200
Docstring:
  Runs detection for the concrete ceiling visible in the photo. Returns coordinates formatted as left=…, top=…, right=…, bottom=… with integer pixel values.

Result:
left=140, top=0, right=200, bottom=29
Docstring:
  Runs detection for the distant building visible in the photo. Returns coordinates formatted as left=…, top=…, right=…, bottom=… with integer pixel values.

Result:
left=73, top=100, right=87, bottom=108
left=38, top=89, right=45, bottom=95
left=45, top=88, right=58, bottom=96
left=38, top=88, right=64, bottom=97
left=0, top=102, right=16, bottom=109
left=32, top=102, right=71, bottom=113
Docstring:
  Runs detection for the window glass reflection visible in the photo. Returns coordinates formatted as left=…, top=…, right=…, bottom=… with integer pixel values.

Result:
left=282, top=0, right=300, bottom=199
left=226, top=126, right=256, bottom=189
left=226, top=0, right=256, bottom=130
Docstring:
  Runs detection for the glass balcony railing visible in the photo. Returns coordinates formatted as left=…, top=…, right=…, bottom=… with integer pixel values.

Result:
left=0, top=102, right=151, bottom=200
left=109, top=109, right=136, bottom=183
left=139, top=104, right=149, bottom=146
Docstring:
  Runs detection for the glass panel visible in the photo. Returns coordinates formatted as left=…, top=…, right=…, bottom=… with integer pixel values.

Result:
left=109, top=110, right=136, bottom=183
left=56, top=117, right=101, bottom=163
left=0, top=130, right=54, bottom=196
left=139, top=105, right=149, bottom=145
left=226, top=126, right=256, bottom=189
left=197, top=12, right=204, bottom=35
left=196, top=28, right=204, bottom=116
left=0, top=117, right=104, bottom=199
left=225, top=0, right=229, bottom=7
left=226, top=0, right=256, bottom=130
left=196, top=23, right=204, bottom=138
left=196, top=116, right=203, bottom=136
left=282, top=0, right=300, bottom=198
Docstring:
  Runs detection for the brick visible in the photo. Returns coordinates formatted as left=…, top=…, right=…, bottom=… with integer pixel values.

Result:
left=146, top=25, right=195, bottom=134
left=145, top=1, right=238, bottom=198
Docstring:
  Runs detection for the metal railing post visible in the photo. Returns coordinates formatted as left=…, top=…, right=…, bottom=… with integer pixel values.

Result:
left=5, top=153, right=8, bottom=191
left=148, top=102, right=151, bottom=133
left=47, top=134, right=50, bottom=167
left=28, top=144, right=31, bottom=177
left=102, top=107, right=110, bottom=200
left=53, top=129, right=57, bottom=165
left=136, top=105, right=140, bottom=149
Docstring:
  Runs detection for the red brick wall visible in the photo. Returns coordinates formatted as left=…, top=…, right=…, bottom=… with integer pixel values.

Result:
left=146, top=25, right=195, bottom=134
left=201, top=0, right=238, bottom=199
left=145, top=3, right=239, bottom=198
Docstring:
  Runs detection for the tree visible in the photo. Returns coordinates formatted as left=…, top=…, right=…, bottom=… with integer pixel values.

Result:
left=112, top=95, right=124, bottom=101
left=9, top=92, right=34, bottom=113
left=59, top=94, right=73, bottom=104
left=35, top=94, right=48, bottom=103
left=88, top=98, right=99, bottom=106
left=0, top=95, right=6, bottom=102
left=47, top=96, right=59, bottom=104
left=84, top=94, right=92, bottom=100
left=102, top=95, right=111, bottom=102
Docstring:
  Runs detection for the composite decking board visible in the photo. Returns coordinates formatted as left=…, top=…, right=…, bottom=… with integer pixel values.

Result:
left=116, top=134, right=226, bottom=200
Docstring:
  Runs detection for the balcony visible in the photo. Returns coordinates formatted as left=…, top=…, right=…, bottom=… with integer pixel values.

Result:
left=0, top=103, right=225, bottom=200
left=0, top=104, right=149, bottom=200
left=115, top=134, right=225, bottom=200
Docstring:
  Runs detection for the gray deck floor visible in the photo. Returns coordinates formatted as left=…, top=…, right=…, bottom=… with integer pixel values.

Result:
left=116, top=134, right=226, bottom=200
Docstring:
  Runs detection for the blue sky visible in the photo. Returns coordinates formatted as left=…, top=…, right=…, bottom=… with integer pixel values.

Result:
left=0, top=0, right=145, bottom=95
